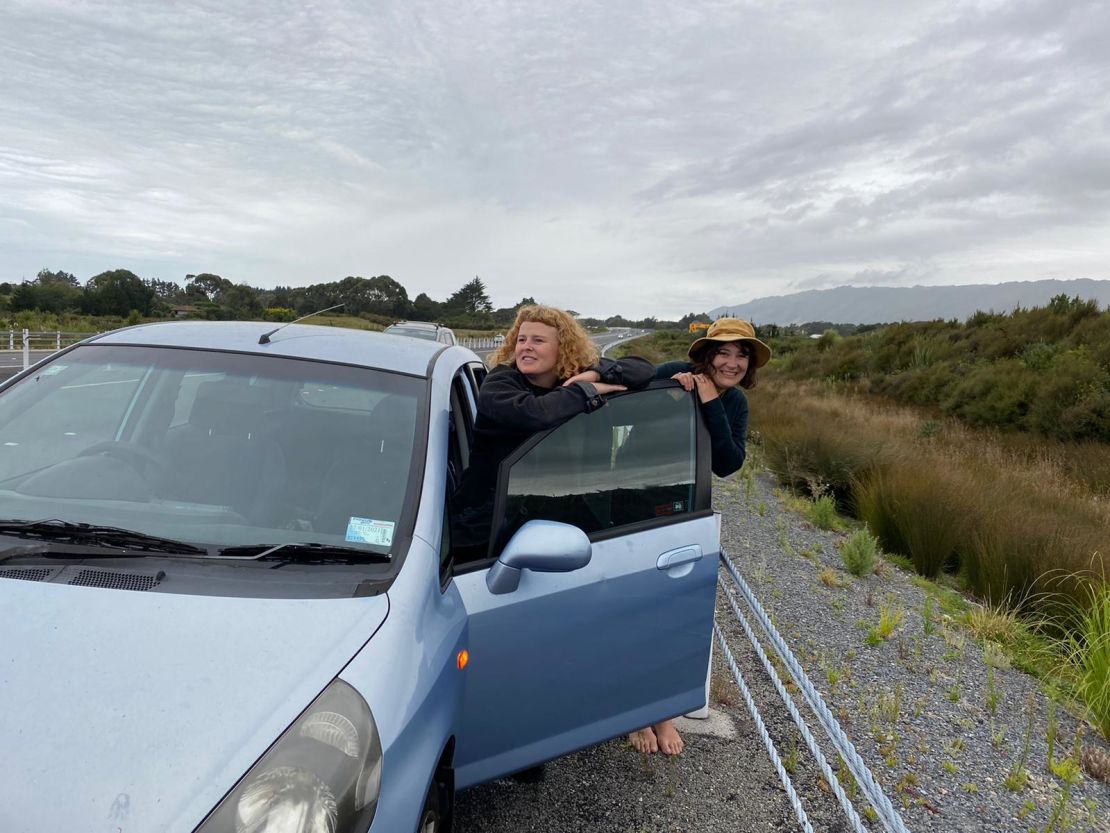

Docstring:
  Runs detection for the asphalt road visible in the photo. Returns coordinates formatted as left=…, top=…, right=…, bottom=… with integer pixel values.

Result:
left=0, top=351, right=56, bottom=382
left=468, top=328, right=644, bottom=363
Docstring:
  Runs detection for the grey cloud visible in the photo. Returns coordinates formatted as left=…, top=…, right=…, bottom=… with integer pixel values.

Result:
left=1, top=0, right=1108, bottom=318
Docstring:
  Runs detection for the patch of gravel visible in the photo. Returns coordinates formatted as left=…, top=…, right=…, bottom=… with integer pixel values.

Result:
left=455, top=473, right=1110, bottom=832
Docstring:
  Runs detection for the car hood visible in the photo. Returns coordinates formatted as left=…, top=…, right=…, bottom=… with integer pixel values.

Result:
left=0, top=577, right=389, bottom=833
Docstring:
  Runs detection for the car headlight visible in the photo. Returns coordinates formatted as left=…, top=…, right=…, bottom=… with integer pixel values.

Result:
left=197, top=679, right=383, bottom=833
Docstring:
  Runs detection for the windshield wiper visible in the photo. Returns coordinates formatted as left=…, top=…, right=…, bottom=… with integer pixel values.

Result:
left=0, top=519, right=208, bottom=556
left=218, top=542, right=392, bottom=564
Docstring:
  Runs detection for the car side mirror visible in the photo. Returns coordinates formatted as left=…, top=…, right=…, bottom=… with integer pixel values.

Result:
left=485, top=520, right=592, bottom=595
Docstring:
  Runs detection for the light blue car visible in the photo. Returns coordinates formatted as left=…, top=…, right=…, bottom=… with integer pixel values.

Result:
left=0, top=321, right=719, bottom=833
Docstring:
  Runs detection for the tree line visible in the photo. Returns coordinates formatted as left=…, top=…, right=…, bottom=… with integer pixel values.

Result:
left=1, top=268, right=685, bottom=330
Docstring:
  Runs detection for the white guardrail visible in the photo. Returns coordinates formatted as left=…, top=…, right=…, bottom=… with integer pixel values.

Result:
left=458, top=337, right=503, bottom=351
left=2, top=330, right=92, bottom=370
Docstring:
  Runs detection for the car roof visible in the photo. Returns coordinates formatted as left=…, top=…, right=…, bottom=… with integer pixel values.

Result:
left=86, top=321, right=452, bottom=378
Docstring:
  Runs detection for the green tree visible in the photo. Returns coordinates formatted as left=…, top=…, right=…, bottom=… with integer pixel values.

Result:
left=146, top=278, right=183, bottom=300
left=412, top=292, right=443, bottom=320
left=221, top=283, right=264, bottom=319
left=10, top=282, right=39, bottom=312
left=36, top=269, right=79, bottom=288
left=444, top=276, right=493, bottom=316
left=270, top=286, right=294, bottom=309
left=335, top=275, right=411, bottom=316
left=185, top=273, right=232, bottom=302
left=7, top=270, right=83, bottom=313
left=83, top=269, right=155, bottom=316
left=492, top=296, right=537, bottom=325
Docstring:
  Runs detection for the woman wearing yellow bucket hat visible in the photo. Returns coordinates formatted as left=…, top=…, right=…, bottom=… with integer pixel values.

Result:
left=663, top=317, right=770, bottom=477
left=628, top=318, right=771, bottom=756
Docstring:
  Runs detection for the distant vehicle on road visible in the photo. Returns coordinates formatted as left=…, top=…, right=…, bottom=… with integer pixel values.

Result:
left=384, top=320, right=457, bottom=346
left=0, top=321, right=718, bottom=833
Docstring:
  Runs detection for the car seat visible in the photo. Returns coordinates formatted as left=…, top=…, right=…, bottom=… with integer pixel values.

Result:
left=313, top=394, right=418, bottom=539
left=162, top=380, right=287, bottom=524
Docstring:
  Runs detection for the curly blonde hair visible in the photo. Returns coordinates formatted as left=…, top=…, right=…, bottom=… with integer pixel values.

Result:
left=490, top=305, right=599, bottom=381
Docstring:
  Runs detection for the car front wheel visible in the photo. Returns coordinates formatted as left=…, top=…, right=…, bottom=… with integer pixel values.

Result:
left=417, top=777, right=447, bottom=833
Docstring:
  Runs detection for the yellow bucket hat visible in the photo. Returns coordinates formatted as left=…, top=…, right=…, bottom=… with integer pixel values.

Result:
left=688, top=318, right=772, bottom=368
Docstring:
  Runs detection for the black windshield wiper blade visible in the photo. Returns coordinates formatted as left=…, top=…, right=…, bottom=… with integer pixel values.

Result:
left=218, top=542, right=392, bottom=563
left=0, top=541, right=172, bottom=564
left=0, top=519, right=208, bottom=555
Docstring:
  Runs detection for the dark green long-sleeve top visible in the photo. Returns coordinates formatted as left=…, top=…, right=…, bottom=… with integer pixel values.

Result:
left=656, top=360, right=748, bottom=477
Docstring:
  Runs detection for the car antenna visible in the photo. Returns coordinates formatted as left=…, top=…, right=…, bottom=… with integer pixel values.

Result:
left=258, top=304, right=345, bottom=345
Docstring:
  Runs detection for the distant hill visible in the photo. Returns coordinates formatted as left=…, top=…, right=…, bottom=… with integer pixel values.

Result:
left=709, top=279, right=1110, bottom=325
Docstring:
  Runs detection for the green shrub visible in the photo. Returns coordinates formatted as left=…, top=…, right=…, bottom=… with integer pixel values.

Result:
left=1025, top=353, right=1110, bottom=439
left=942, top=359, right=1037, bottom=427
left=1019, top=340, right=1058, bottom=371
left=805, top=495, right=840, bottom=530
left=840, top=529, right=879, bottom=577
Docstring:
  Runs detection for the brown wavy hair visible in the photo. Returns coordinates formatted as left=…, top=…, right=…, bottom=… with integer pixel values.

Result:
left=690, top=341, right=759, bottom=390
left=490, top=305, right=599, bottom=381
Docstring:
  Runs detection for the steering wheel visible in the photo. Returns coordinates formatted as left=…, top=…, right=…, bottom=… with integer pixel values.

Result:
left=77, top=441, right=173, bottom=490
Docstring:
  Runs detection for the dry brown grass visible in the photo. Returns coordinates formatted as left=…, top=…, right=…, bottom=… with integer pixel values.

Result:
left=751, top=380, right=1109, bottom=615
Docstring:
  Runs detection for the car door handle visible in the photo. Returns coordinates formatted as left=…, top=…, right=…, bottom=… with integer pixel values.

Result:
left=656, top=545, right=702, bottom=570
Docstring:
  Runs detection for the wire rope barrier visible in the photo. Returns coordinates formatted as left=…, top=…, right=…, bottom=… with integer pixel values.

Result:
left=717, top=589, right=869, bottom=833
left=713, top=620, right=815, bottom=833
left=716, top=548, right=912, bottom=833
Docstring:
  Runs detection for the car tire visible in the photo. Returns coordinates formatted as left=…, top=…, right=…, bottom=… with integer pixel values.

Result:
left=417, top=776, right=447, bottom=833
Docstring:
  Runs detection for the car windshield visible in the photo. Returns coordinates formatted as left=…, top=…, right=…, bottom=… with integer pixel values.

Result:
left=385, top=326, right=438, bottom=341
left=0, top=345, right=423, bottom=558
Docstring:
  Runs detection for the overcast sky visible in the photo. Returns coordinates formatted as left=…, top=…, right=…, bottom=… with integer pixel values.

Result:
left=2, top=0, right=1108, bottom=319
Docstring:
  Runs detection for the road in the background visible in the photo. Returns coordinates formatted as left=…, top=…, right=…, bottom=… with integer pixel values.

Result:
left=0, top=351, right=55, bottom=383
left=470, top=328, right=648, bottom=362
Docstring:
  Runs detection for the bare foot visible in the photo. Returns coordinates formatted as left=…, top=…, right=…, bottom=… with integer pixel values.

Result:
left=628, top=727, right=658, bottom=754
left=653, top=719, right=684, bottom=755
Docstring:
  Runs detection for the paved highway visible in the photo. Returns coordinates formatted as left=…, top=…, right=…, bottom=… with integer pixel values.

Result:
left=0, top=351, right=56, bottom=382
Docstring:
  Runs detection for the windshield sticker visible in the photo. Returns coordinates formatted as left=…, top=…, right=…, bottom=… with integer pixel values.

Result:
left=345, top=517, right=395, bottom=547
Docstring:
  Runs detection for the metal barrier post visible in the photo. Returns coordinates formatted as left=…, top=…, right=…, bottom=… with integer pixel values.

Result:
left=7, top=329, right=12, bottom=350
left=22, top=328, right=30, bottom=369
left=56, top=331, right=61, bottom=350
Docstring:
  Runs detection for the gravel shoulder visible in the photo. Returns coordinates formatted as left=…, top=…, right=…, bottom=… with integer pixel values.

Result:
left=455, top=472, right=1110, bottom=832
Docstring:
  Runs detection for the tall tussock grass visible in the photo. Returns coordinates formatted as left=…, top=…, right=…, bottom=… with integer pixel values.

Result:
left=755, top=380, right=1108, bottom=614
left=855, top=464, right=972, bottom=578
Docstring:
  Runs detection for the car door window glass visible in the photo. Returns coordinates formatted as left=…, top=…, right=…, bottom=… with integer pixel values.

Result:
left=465, top=363, right=486, bottom=394
left=496, top=386, right=696, bottom=546
left=449, top=376, right=473, bottom=475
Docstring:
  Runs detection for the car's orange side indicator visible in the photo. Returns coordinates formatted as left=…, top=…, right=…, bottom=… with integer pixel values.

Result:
left=457, top=649, right=469, bottom=670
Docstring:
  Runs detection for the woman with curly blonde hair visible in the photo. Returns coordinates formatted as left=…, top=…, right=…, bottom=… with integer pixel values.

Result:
left=486, top=304, right=603, bottom=384
left=451, top=305, right=653, bottom=559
